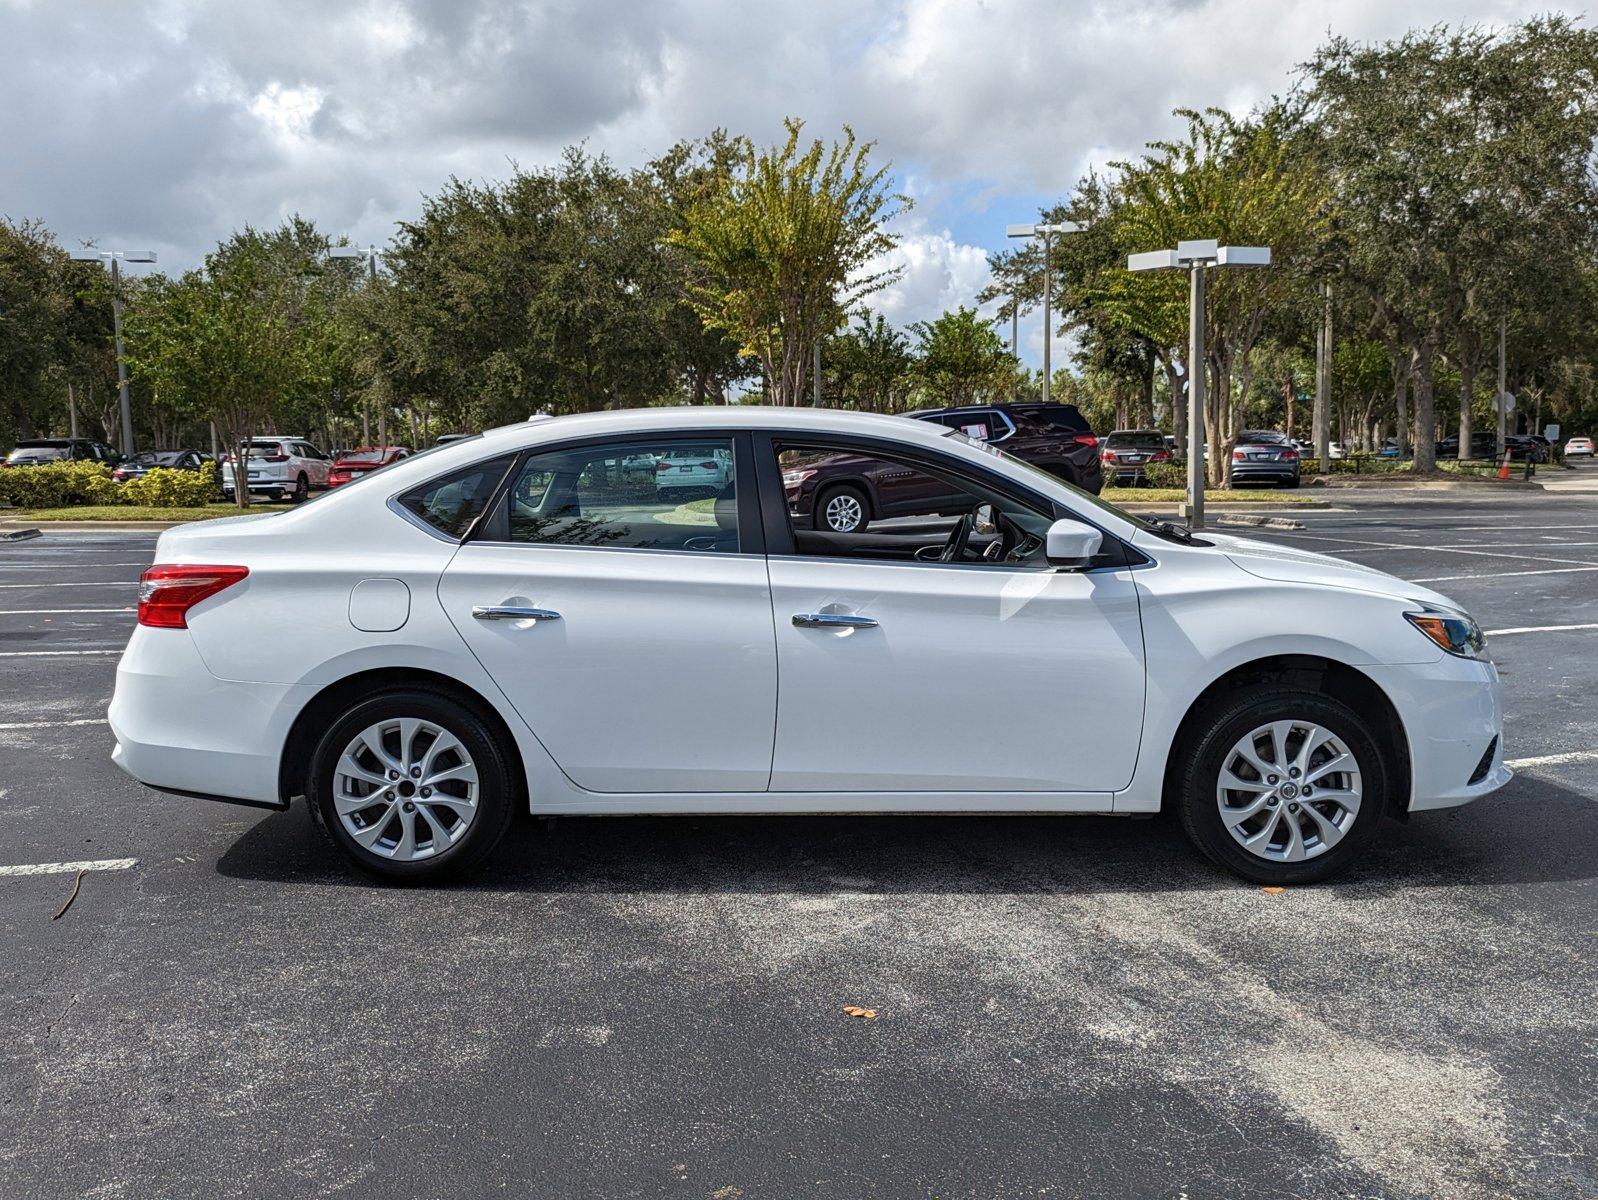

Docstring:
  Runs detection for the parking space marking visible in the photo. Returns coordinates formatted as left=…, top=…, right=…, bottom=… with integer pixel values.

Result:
left=0, top=608, right=133, bottom=615
left=0, top=649, right=121, bottom=658
left=0, top=717, right=106, bottom=730
left=1506, top=750, right=1598, bottom=769
left=1484, top=622, right=1598, bottom=636
left=1274, top=531, right=1598, bottom=567
left=0, top=858, right=137, bottom=877
left=0, top=581, right=134, bottom=589
left=1412, top=566, right=1598, bottom=583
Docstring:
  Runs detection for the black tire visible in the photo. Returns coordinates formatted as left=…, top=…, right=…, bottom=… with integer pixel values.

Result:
left=1284, top=474, right=1301, bottom=489
left=814, top=484, right=870, bottom=534
left=1173, top=687, right=1391, bottom=885
left=307, top=689, right=516, bottom=882
left=266, top=490, right=283, bottom=503
left=290, top=473, right=309, bottom=504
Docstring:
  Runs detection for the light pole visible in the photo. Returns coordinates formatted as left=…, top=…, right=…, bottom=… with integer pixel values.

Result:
left=328, top=244, right=383, bottom=445
left=69, top=249, right=157, bottom=456
left=1128, top=239, right=1270, bottom=530
left=1007, top=222, right=1082, bottom=406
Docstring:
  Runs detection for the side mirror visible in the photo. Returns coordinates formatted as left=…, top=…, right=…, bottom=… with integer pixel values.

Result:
left=1045, top=519, right=1103, bottom=569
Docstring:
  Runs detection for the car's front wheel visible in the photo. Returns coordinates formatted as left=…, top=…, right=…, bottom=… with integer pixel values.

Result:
left=307, top=690, right=516, bottom=882
left=815, top=485, right=869, bottom=534
left=1173, top=688, right=1390, bottom=884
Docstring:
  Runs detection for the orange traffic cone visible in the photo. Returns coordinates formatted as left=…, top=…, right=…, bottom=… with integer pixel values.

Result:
left=1498, top=450, right=1512, bottom=480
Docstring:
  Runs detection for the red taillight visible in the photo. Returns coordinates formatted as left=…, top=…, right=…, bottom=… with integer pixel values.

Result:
left=697, top=461, right=717, bottom=469
left=1152, top=450, right=1171, bottom=462
left=137, top=565, right=249, bottom=629
left=1072, top=434, right=1099, bottom=447
left=1233, top=449, right=1247, bottom=461
left=656, top=461, right=671, bottom=472
left=1101, top=449, right=1116, bottom=463
left=1281, top=448, right=1299, bottom=461
left=262, top=454, right=289, bottom=463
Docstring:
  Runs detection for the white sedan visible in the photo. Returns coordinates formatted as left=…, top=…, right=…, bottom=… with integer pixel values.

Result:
left=1565, top=436, right=1593, bottom=459
left=109, top=408, right=1508, bottom=885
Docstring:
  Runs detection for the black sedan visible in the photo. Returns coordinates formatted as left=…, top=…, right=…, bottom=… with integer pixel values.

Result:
left=111, top=449, right=211, bottom=482
left=1229, top=431, right=1301, bottom=488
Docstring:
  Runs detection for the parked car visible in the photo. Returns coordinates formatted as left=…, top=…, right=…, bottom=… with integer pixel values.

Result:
left=112, top=449, right=210, bottom=482
left=654, top=445, right=734, bottom=496
left=1378, top=439, right=1410, bottom=459
left=1504, top=435, right=1549, bottom=463
left=3, top=438, right=121, bottom=468
left=907, top=402, right=1104, bottom=494
left=109, top=407, right=1507, bottom=887
left=327, top=446, right=411, bottom=488
left=1435, top=431, right=1498, bottom=461
left=220, top=437, right=330, bottom=503
left=1099, top=430, right=1171, bottom=485
left=1565, top=436, right=1594, bottom=459
left=1229, top=431, right=1301, bottom=487
left=1327, top=441, right=1346, bottom=461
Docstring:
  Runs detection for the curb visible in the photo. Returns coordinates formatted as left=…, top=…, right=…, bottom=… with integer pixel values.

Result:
left=0, top=520, right=186, bottom=533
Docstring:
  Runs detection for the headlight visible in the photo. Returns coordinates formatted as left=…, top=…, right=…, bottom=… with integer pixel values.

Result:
left=1404, top=605, right=1486, bottom=659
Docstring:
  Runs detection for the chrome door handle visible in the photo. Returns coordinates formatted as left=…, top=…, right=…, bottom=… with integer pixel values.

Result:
left=792, top=612, right=878, bottom=629
left=472, top=605, right=562, bottom=622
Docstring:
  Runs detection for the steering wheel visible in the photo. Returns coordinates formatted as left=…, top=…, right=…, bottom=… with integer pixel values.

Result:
left=938, top=509, right=978, bottom=563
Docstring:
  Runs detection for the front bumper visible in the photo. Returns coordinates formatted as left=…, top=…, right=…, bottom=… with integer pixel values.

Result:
left=1365, top=656, right=1510, bottom=811
left=109, top=626, right=313, bottom=806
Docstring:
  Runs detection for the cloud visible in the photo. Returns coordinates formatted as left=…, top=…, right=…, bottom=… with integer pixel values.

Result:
left=1, top=0, right=1561, bottom=351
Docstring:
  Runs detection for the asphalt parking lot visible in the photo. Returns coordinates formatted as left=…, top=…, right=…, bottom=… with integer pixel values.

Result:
left=1, top=482, right=1595, bottom=1199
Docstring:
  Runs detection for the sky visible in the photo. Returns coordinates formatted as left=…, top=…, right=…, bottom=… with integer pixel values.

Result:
left=0, top=0, right=1563, bottom=368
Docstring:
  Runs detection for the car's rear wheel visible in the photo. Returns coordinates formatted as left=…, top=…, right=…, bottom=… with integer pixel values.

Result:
left=815, top=485, right=869, bottom=534
left=307, top=690, right=515, bottom=882
left=290, top=473, right=309, bottom=504
left=1173, top=688, right=1390, bottom=884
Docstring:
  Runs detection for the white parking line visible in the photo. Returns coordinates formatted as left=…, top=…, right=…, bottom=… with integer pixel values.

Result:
left=0, top=717, right=106, bottom=730
left=0, top=581, right=134, bottom=589
left=0, top=649, right=121, bottom=658
left=1485, top=623, right=1598, bottom=636
left=1506, top=750, right=1598, bottom=769
left=1279, top=531, right=1598, bottom=567
left=0, top=858, right=137, bottom=877
left=1412, top=566, right=1598, bottom=583
left=0, top=608, right=133, bottom=615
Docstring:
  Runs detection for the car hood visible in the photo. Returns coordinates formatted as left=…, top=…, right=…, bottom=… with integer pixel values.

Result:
left=1202, top=531, right=1460, bottom=610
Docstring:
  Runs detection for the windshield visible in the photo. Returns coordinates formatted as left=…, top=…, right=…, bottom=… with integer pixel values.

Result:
left=246, top=444, right=288, bottom=458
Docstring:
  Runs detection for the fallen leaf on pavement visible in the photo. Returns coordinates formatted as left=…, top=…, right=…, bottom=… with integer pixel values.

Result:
left=841, top=1005, right=878, bottom=1019
left=1261, top=886, right=1286, bottom=895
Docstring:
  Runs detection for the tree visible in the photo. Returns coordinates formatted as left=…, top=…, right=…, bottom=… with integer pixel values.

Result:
left=910, top=307, right=1017, bottom=406
left=823, top=311, right=913, bottom=411
left=671, top=118, right=907, bottom=405
left=1303, top=18, right=1598, bottom=471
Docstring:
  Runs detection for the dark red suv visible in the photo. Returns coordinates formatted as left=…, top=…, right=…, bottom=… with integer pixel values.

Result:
left=782, top=403, right=1102, bottom=534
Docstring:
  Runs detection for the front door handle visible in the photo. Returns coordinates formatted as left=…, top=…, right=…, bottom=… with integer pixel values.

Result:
left=792, top=612, right=878, bottom=629
left=473, top=605, right=562, bottom=622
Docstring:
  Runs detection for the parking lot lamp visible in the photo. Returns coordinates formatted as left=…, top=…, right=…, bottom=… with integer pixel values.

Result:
left=328, top=245, right=384, bottom=445
left=1007, top=222, right=1082, bottom=405
left=69, top=249, right=157, bottom=456
left=1127, top=240, right=1270, bottom=530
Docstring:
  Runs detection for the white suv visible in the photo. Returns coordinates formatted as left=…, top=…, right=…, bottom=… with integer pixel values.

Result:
left=220, top=438, right=330, bottom=503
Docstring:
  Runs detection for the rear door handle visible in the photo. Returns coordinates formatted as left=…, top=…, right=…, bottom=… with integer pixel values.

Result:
left=473, top=605, right=562, bottom=622
left=792, top=613, right=878, bottom=629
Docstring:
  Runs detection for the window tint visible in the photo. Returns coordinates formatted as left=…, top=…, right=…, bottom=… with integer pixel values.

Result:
left=498, top=438, right=740, bottom=553
left=398, top=456, right=513, bottom=539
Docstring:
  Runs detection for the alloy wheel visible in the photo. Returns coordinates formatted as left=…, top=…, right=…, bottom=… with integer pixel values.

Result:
left=333, top=717, right=480, bottom=861
left=1214, top=719, right=1362, bottom=863
left=824, top=492, right=864, bottom=532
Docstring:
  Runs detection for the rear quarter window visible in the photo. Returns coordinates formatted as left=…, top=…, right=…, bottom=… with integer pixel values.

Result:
left=396, top=456, right=514, bottom=539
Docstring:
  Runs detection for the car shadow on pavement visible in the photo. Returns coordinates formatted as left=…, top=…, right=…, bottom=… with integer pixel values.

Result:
left=213, top=773, right=1596, bottom=895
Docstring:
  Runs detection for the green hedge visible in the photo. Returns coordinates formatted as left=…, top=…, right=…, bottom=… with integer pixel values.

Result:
left=1143, top=462, right=1185, bottom=488
left=0, top=461, right=219, bottom=509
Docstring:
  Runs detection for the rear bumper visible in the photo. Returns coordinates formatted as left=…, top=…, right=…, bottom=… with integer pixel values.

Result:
left=109, top=627, right=312, bottom=806
left=1231, top=464, right=1299, bottom=483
